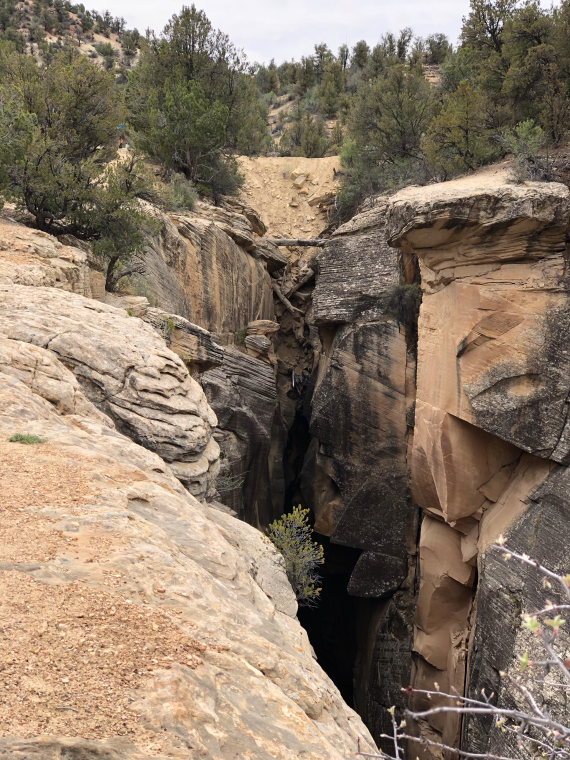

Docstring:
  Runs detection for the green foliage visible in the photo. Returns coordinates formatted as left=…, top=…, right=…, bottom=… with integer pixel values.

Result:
left=8, top=433, right=47, bottom=444
left=267, top=506, right=324, bottom=607
left=280, top=109, right=329, bottom=158
left=127, top=4, right=264, bottom=195
left=499, top=119, right=548, bottom=182
left=0, top=46, right=123, bottom=227
left=0, top=46, right=155, bottom=292
left=78, top=156, right=159, bottom=292
left=132, top=78, right=230, bottom=183
left=425, top=33, right=452, bottom=64
left=338, top=64, right=434, bottom=217
left=422, top=82, right=497, bottom=177
left=159, top=173, right=198, bottom=213
left=461, top=0, right=518, bottom=54
left=234, top=327, right=247, bottom=346
left=0, top=87, right=35, bottom=202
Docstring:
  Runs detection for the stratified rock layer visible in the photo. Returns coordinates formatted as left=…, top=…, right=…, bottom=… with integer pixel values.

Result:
left=0, top=360, right=374, bottom=758
left=0, top=284, right=219, bottom=500
left=136, top=205, right=275, bottom=341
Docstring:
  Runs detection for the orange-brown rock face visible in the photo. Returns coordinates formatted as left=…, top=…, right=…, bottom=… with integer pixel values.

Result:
left=388, top=181, right=570, bottom=461
left=387, top=177, right=569, bottom=754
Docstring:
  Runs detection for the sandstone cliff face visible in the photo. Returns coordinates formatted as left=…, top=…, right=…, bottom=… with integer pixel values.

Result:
left=384, top=177, right=569, bottom=755
left=300, top=173, right=570, bottom=756
left=134, top=202, right=275, bottom=341
left=0, top=221, right=375, bottom=758
left=0, top=215, right=104, bottom=297
left=301, top=198, right=418, bottom=740
left=127, top=202, right=286, bottom=524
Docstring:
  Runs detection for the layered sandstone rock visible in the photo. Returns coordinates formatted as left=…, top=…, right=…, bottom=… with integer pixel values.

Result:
left=312, top=197, right=398, bottom=324
left=304, top=197, right=418, bottom=741
left=0, top=215, right=103, bottom=297
left=200, top=347, right=278, bottom=525
left=386, top=176, right=570, bottom=755
left=388, top=180, right=570, bottom=462
left=132, top=205, right=275, bottom=341
left=0, top=345, right=375, bottom=758
left=0, top=284, right=219, bottom=500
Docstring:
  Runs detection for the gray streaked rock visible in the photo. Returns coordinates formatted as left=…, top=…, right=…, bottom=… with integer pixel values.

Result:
left=312, top=198, right=402, bottom=325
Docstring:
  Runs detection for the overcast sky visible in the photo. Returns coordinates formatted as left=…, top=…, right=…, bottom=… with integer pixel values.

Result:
left=86, top=0, right=559, bottom=64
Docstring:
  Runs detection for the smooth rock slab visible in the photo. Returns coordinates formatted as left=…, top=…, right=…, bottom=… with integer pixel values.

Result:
left=0, top=360, right=375, bottom=759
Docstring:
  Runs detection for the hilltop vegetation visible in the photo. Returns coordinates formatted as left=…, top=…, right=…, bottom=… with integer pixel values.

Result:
left=256, top=0, right=570, bottom=216
left=0, top=0, right=141, bottom=71
left=1, top=0, right=570, bottom=280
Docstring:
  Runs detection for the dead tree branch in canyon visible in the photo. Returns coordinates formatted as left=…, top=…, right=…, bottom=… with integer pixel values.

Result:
left=265, top=238, right=326, bottom=247
left=356, top=542, right=570, bottom=760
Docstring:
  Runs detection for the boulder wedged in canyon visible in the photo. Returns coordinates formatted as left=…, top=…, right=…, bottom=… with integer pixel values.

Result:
left=0, top=352, right=374, bottom=758
left=0, top=284, right=219, bottom=500
left=312, top=198, right=401, bottom=325
left=386, top=175, right=570, bottom=755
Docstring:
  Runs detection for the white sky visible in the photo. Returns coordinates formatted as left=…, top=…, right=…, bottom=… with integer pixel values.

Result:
left=87, top=0, right=560, bottom=64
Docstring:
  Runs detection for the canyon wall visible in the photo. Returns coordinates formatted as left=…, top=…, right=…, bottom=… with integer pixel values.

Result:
left=3, top=164, right=570, bottom=759
left=0, top=215, right=375, bottom=759
left=301, top=174, right=570, bottom=757
left=121, top=198, right=287, bottom=526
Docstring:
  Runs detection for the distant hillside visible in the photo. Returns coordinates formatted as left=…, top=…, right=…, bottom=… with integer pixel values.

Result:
left=0, top=0, right=141, bottom=71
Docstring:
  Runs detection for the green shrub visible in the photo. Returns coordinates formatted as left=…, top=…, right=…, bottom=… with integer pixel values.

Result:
left=267, top=505, right=324, bottom=607
left=8, top=433, right=47, bottom=444
left=234, top=327, right=248, bottom=346
left=499, top=119, right=549, bottom=182
left=159, top=173, right=198, bottom=212
left=93, top=41, right=115, bottom=58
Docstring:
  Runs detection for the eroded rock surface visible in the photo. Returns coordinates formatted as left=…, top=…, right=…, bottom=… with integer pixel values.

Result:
left=302, top=196, right=418, bottom=742
left=386, top=176, right=570, bottom=755
left=388, top=180, right=570, bottom=462
left=0, top=214, right=103, bottom=297
left=201, top=347, right=278, bottom=525
left=0, top=358, right=374, bottom=758
left=0, top=284, right=219, bottom=500
left=133, top=204, right=275, bottom=342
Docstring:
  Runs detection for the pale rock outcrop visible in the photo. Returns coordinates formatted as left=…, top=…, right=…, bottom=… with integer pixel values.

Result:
left=0, top=215, right=103, bottom=297
left=133, top=205, right=274, bottom=341
left=107, top=296, right=225, bottom=374
left=0, top=354, right=375, bottom=758
left=0, top=284, right=219, bottom=500
left=244, top=319, right=279, bottom=363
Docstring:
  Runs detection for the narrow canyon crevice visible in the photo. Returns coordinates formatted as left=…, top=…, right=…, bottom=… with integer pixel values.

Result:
left=258, top=177, right=570, bottom=759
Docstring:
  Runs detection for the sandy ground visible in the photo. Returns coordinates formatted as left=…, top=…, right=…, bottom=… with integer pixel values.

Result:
left=238, top=155, right=340, bottom=238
